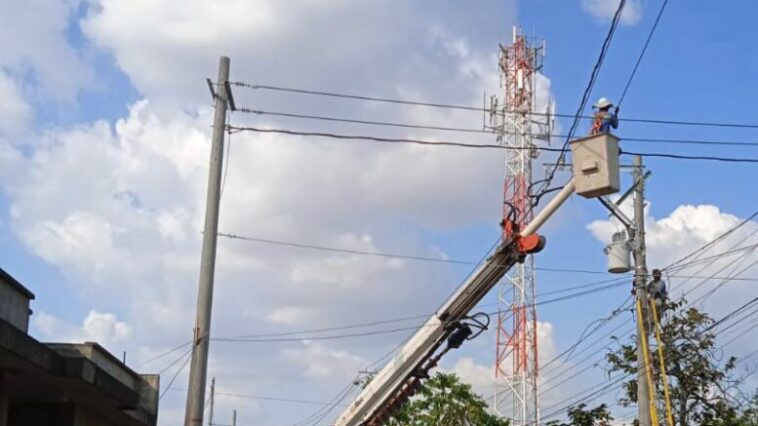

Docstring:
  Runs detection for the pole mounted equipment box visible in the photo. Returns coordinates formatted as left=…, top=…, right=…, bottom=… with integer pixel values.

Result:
left=605, top=230, right=632, bottom=273
left=570, top=133, right=621, bottom=198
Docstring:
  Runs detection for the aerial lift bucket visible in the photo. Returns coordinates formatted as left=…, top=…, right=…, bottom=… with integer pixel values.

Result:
left=570, top=133, right=621, bottom=198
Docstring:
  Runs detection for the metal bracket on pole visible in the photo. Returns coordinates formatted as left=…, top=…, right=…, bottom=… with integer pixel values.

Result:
left=615, top=170, right=651, bottom=207
left=206, top=78, right=217, bottom=100
left=598, top=196, right=633, bottom=229
left=224, top=81, right=237, bottom=112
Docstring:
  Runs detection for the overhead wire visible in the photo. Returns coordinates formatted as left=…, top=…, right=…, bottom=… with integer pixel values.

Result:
left=166, top=386, right=345, bottom=407
left=526, top=0, right=627, bottom=201
left=540, top=298, right=758, bottom=422
left=226, top=126, right=758, bottom=163
left=136, top=341, right=192, bottom=368
left=228, top=84, right=758, bottom=130
left=212, top=281, right=627, bottom=343
left=616, top=0, right=670, bottom=106
left=235, top=108, right=758, bottom=148
left=538, top=218, right=758, bottom=414
left=665, top=209, right=758, bottom=271
left=159, top=348, right=193, bottom=401
left=290, top=379, right=357, bottom=426
left=217, top=230, right=758, bottom=283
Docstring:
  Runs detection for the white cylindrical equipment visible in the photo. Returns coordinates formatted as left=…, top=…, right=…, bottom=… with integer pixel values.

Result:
left=605, top=231, right=631, bottom=273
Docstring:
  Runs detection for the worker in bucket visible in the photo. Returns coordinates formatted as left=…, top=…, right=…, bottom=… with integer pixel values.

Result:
left=647, top=268, right=668, bottom=318
left=590, top=97, right=619, bottom=135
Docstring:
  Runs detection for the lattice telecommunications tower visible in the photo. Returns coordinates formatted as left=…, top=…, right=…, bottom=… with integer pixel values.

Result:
left=490, top=26, right=552, bottom=425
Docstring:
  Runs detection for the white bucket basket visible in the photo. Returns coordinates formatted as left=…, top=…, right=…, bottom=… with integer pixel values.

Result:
left=570, top=133, right=621, bottom=198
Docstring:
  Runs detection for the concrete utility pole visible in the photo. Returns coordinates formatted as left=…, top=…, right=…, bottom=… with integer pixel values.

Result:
left=232, top=410, right=237, bottom=426
left=184, top=56, right=230, bottom=426
left=632, top=155, right=652, bottom=426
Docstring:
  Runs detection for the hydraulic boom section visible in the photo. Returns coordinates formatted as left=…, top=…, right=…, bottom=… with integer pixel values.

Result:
left=334, top=181, right=578, bottom=426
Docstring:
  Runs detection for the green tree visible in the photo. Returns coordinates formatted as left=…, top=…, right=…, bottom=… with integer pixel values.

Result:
left=604, top=301, right=753, bottom=425
left=384, top=372, right=509, bottom=426
left=544, top=403, right=614, bottom=426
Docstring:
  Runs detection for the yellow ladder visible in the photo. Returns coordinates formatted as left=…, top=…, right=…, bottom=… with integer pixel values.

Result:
left=650, top=299, right=675, bottom=426
left=636, top=298, right=660, bottom=426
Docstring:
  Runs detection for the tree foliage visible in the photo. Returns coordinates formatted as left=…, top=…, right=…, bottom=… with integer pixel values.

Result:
left=384, top=372, right=509, bottom=426
left=604, top=300, right=755, bottom=425
left=544, top=403, right=614, bottom=426
left=546, top=301, right=757, bottom=425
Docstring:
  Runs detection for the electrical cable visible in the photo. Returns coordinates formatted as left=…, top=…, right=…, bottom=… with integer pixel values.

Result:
left=136, top=341, right=192, bottom=368
left=291, top=379, right=357, bottom=426
left=536, top=0, right=627, bottom=201
left=617, top=0, right=670, bottom=106
left=235, top=107, right=758, bottom=148
left=718, top=307, right=758, bottom=348
left=553, top=295, right=633, bottom=366
left=212, top=282, right=627, bottom=343
left=539, top=227, right=758, bottom=407
left=159, top=348, right=193, bottom=401
left=218, top=230, right=758, bottom=283
left=622, top=149, right=758, bottom=164
left=226, top=126, right=758, bottom=163
left=228, top=83, right=758, bottom=130
left=166, top=387, right=344, bottom=407
left=220, top=109, right=233, bottom=199
left=665, top=209, right=758, bottom=271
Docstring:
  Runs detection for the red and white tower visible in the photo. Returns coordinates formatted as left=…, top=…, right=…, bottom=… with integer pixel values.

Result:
left=491, top=26, right=550, bottom=426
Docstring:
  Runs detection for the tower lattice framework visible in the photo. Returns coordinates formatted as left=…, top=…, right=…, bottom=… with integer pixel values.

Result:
left=491, top=27, right=550, bottom=426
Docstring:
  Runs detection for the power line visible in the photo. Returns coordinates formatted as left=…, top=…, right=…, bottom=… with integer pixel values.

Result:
left=136, top=341, right=191, bottom=368
left=159, top=348, right=193, bottom=401
left=539, top=226, right=758, bottom=406
left=226, top=126, right=758, bottom=163
left=291, top=380, right=357, bottom=426
left=213, top=282, right=627, bottom=343
left=237, top=108, right=496, bottom=135
left=665, top=209, right=758, bottom=271
left=235, top=108, right=758, bottom=148
left=538, top=223, right=758, bottom=418
left=218, top=230, right=758, bottom=282
left=166, top=387, right=344, bottom=407
left=617, top=0, right=670, bottom=106
left=622, top=149, right=758, bottom=164
left=544, top=0, right=627, bottom=193
left=229, top=83, right=758, bottom=130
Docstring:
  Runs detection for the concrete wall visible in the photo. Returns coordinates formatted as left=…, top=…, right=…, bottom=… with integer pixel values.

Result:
left=0, top=283, right=31, bottom=333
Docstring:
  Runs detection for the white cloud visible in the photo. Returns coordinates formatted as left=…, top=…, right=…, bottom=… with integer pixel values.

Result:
left=0, top=72, right=31, bottom=135
left=0, top=0, right=92, bottom=101
left=588, top=204, right=745, bottom=269
left=265, top=306, right=315, bottom=325
left=82, top=310, right=132, bottom=343
left=450, top=356, right=492, bottom=398
left=32, top=309, right=131, bottom=349
left=582, top=0, right=643, bottom=26
left=283, top=341, right=366, bottom=381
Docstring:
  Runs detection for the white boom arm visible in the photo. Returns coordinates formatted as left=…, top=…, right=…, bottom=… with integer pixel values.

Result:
left=334, top=179, right=576, bottom=426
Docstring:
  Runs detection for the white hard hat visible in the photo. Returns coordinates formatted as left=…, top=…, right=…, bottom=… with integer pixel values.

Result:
left=593, top=97, right=614, bottom=109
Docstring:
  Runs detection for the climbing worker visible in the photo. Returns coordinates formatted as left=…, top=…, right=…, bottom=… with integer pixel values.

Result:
left=590, top=97, right=619, bottom=135
left=647, top=268, right=668, bottom=317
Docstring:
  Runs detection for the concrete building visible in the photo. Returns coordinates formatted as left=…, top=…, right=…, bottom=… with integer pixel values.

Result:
left=0, top=267, right=159, bottom=426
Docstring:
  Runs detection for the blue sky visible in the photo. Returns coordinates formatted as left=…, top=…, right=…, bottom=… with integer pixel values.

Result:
left=1, top=1, right=757, bottom=424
